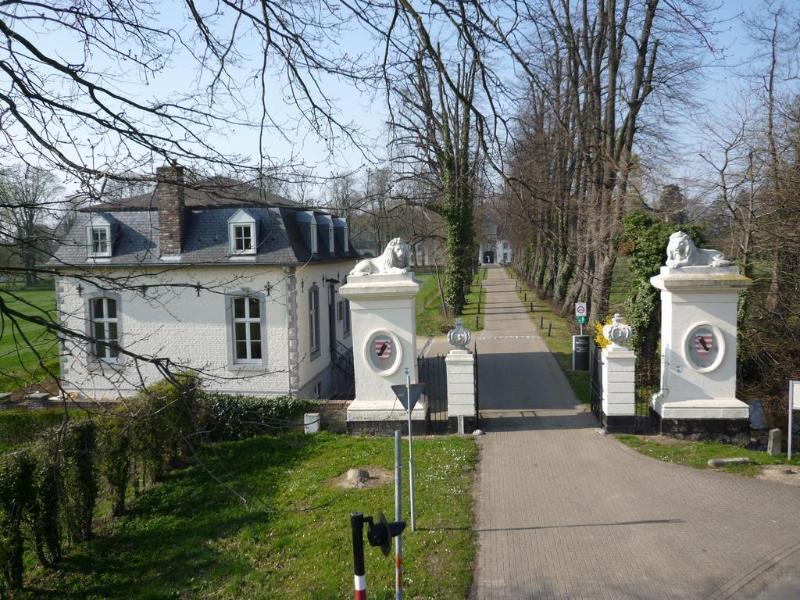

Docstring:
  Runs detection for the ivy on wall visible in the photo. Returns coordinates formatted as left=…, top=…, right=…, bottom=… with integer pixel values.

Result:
left=619, top=212, right=705, bottom=380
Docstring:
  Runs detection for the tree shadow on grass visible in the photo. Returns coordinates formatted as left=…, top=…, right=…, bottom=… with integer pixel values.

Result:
left=27, top=433, right=324, bottom=599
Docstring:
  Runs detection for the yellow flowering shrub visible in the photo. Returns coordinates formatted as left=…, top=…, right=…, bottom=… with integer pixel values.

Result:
left=593, top=316, right=614, bottom=349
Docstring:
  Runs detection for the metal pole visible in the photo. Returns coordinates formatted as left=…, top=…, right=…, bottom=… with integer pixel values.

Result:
left=351, top=513, right=367, bottom=600
left=406, top=369, right=416, bottom=532
left=394, top=430, right=403, bottom=599
left=789, top=382, right=794, bottom=462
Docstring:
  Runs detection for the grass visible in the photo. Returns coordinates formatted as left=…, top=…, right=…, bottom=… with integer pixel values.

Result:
left=0, top=286, right=60, bottom=392
left=26, top=432, right=477, bottom=599
left=616, top=434, right=800, bottom=477
left=416, top=269, right=487, bottom=337
left=507, top=271, right=590, bottom=404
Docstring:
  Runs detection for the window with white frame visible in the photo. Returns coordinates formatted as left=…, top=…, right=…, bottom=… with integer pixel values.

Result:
left=232, top=296, right=262, bottom=362
left=309, top=284, right=320, bottom=356
left=90, top=297, right=119, bottom=360
left=228, top=209, right=257, bottom=255
left=328, top=224, right=335, bottom=254
left=86, top=223, right=112, bottom=257
left=310, top=220, right=318, bottom=254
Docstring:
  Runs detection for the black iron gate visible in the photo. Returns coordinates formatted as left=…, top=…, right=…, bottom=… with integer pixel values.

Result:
left=589, top=339, right=603, bottom=422
left=474, top=342, right=480, bottom=430
left=417, top=354, right=448, bottom=432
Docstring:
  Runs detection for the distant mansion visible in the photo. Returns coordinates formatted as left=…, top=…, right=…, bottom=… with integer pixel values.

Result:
left=478, top=220, right=512, bottom=265
left=50, top=166, right=359, bottom=400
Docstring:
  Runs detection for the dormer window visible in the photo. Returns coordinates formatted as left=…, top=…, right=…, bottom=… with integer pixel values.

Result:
left=228, top=209, right=257, bottom=256
left=90, top=227, right=109, bottom=256
left=86, top=213, right=113, bottom=258
left=233, top=224, right=253, bottom=252
left=297, top=210, right=318, bottom=255
left=310, top=219, right=318, bottom=254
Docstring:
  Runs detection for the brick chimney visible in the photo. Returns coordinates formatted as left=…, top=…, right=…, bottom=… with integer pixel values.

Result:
left=155, top=164, right=185, bottom=256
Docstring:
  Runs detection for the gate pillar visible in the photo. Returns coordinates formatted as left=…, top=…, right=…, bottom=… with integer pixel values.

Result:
left=445, top=320, right=477, bottom=433
left=649, top=232, right=752, bottom=439
left=600, top=315, right=636, bottom=432
left=339, top=239, right=425, bottom=434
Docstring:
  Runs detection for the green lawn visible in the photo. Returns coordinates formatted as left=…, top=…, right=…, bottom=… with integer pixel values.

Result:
left=509, top=274, right=590, bottom=404
left=416, top=270, right=486, bottom=337
left=0, top=286, right=59, bottom=392
left=27, top=432, right=477, bottom=599
left=616, top=434, right=800, bottom=476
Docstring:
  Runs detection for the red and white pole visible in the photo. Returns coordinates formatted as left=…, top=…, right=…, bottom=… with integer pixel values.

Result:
left=351, top=513, right=367, bottom=600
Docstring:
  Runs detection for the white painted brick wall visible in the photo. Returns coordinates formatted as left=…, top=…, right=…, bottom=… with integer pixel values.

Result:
left=56, top=261, right=353, bottom=399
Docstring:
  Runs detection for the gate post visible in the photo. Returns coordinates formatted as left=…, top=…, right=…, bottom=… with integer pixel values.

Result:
left=600, top=314, right=636, bottom=433
left=445, top=320, right=476, bottom=433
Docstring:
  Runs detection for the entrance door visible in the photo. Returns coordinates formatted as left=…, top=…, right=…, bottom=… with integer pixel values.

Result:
left=483, top=251, right=495, bottom=264
left=328, top=285, right=337, bottom=357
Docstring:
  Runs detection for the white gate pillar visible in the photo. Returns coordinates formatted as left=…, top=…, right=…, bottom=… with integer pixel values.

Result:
left=339, top=238, right=424, bottom=434
left=600, top=316, right=636, bottom=432
left=445, top=320, right=477, bottom=433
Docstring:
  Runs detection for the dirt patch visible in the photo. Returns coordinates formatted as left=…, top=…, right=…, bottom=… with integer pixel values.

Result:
left=332, top=466, right=392, bottom=489
left=757, top=465, right=800, bottom=487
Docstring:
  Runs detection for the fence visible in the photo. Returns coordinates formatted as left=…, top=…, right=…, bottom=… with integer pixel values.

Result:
left=589, top=339, right=603, bottom=421
left=590, top=337, right=656, bottom=434
left=417, top=354, right=448, bottom=433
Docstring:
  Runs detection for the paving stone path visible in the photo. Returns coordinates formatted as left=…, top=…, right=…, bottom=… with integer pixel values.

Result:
left=468, top=266, right=800, bottom=599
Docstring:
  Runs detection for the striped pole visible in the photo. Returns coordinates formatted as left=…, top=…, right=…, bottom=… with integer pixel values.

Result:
left=351, top=513, right=367, bottom=600
left=394, top=430, right=403, bottom=599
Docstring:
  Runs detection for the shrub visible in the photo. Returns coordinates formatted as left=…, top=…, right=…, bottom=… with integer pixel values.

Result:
left=0, top=449, right=35, bottom=590
left=99, top=418, right=130, bottom=517
left=29, top=438, right=62, bottom=566
left=62, top=420, right=97, bottom=543
left=130, top=375, right=203, bottom=481
left=201, top=394, right=314, bottom=441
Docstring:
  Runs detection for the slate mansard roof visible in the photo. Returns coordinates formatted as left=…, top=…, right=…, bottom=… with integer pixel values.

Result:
left=50, top=181, right=359, bottom=268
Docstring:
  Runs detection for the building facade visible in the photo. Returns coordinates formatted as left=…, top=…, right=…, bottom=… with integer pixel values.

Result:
left=50, top=166, right=358, bottom=400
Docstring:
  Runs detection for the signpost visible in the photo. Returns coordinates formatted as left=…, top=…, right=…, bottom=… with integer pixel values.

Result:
left=575, top=302, right=587, bottom=335
left=789, top=381, right=799, bottom=461
left=392, top=373, right=424, bottom=532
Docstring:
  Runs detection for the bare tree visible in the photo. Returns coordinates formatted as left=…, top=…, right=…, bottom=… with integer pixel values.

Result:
left=0, top=166, right=63, bottom=286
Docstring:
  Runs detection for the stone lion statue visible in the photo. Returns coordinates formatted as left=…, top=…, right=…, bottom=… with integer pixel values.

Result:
left=665, top=231, right=731, bottom=269
left=349, top=237, right=410, bottom=276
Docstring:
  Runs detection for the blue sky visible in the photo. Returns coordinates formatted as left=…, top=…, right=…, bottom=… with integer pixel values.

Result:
left=9, top=0, right=794, bottom=200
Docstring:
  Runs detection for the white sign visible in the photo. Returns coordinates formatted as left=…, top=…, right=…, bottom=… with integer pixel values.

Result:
left=575, top=302, right=587, bottom=317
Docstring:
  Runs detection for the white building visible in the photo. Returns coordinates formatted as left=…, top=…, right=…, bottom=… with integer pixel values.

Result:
left=50, top=166, right=358, bottom=400
left=478, top=239, right=512, bottom=265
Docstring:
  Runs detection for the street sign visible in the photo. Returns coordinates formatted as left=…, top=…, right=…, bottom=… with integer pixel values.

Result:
left=575, top=302, right=587, bottom=318
left=577, top=315, right=587, bottom=325
left=391, top=383, right=425, bottom=412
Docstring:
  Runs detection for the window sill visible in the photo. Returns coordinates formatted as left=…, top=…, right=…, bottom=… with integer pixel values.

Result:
left=227, top=362, right=268, bottom=372
left=87, top=359, right=126, bottom=372
left=310, top=349, right=321, bottom=362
